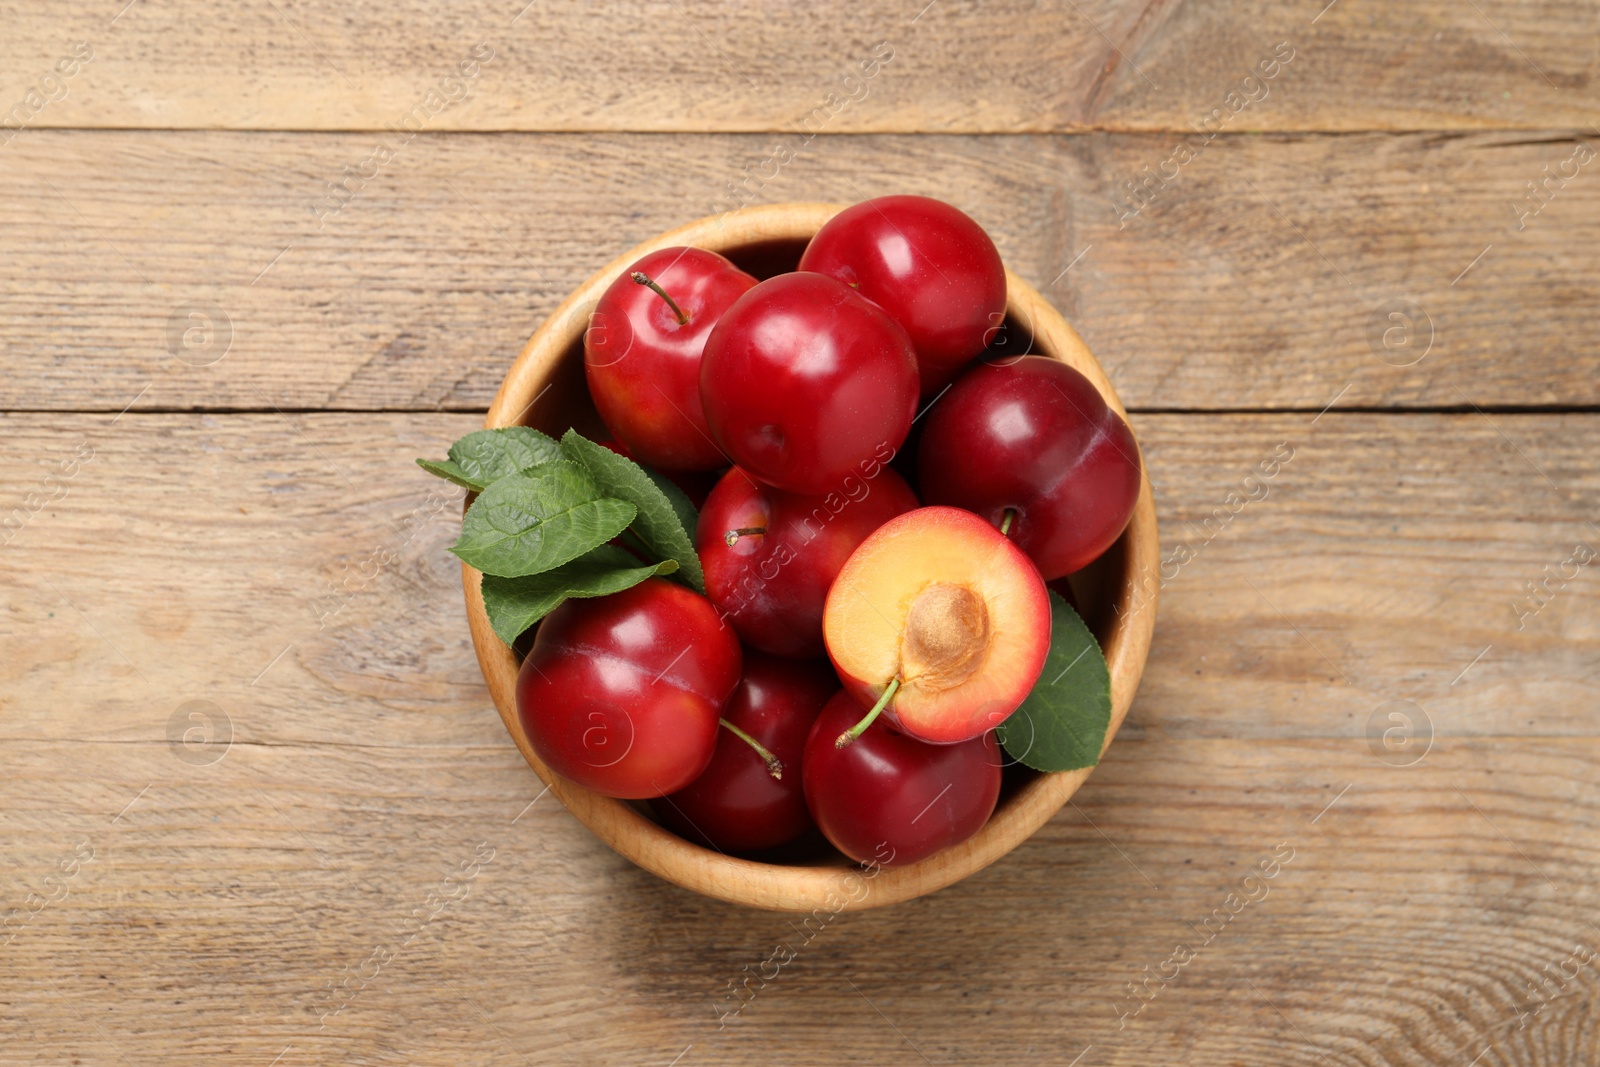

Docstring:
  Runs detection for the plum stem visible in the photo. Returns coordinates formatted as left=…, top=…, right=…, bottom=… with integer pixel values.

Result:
left=724, top=526, right=767, bottom=547
left=999, top=508, right=1018, bottom=537
left=719, top=717, right=783, bottom=779
left=631, top=271, right=690, bottom=325
left=836, top=677, right=902, bottom=749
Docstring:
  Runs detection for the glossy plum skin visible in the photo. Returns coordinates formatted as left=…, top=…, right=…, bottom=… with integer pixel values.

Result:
left=654, top=654, right=838, bottom=853
left=919, top=356, right=1142, bottom=580
left=585, top=247, right=757, bottom=471
left=516, top=579, right=741, bottom=799
left=699, top=272, right=919, bottom=495
left=799, top=196, right=1007, bottom=397
left=802, top=691, right=1002, bottom=867
left=697, top=462, right=920, bottom=658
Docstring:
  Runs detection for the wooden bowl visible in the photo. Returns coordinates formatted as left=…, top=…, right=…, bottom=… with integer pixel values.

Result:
left=463, top=202, right=1159, bottom=912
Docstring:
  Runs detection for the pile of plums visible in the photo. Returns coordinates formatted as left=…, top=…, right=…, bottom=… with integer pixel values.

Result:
left=516, top=196, right=1141, bottom=867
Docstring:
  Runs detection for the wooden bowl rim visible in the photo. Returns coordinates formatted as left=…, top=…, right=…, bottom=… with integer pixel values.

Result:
left=461, top=202, right=1159, bottom=912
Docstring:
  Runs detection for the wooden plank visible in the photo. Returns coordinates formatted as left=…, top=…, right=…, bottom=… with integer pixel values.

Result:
left=1, top=0, right=1596, bottom=133
left=0, top=410, right=1593, bottom=744
left=0, top=738, right=1594, bottom=1064
left=2, top=130, right=1598, bottom=413
left=1, top=410, right=1596, bottom=1062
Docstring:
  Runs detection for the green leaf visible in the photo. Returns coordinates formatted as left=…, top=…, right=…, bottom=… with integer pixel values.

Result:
left=416, top=457, right=479, bottom=490
left=558, top=431, right=706, bottom=594
left=417, top=427, right=562, bottom=492
left=997, top=590, right=1112, bottom=772
left=480, top=546, right=678, bottom=644
left=641, top=467, right=701, bottom=547
left=450, top=459, right=636, bottom=578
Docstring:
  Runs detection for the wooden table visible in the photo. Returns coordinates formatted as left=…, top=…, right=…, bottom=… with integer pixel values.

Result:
left=3, top=3, right=1597, bottom=1064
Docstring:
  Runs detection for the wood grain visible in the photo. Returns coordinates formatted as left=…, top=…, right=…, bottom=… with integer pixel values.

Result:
left=5, top=0, right=1598, bottom=1059
left=2, top=410, right=1594, bottom=747
left=2, top=129, right=1599, bottom=414
left=1, top=735, right=1595, bottom=1065
left=1, top=0, right=1596, bottom=133
left=1, top=410, right=1596, bottom=1062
